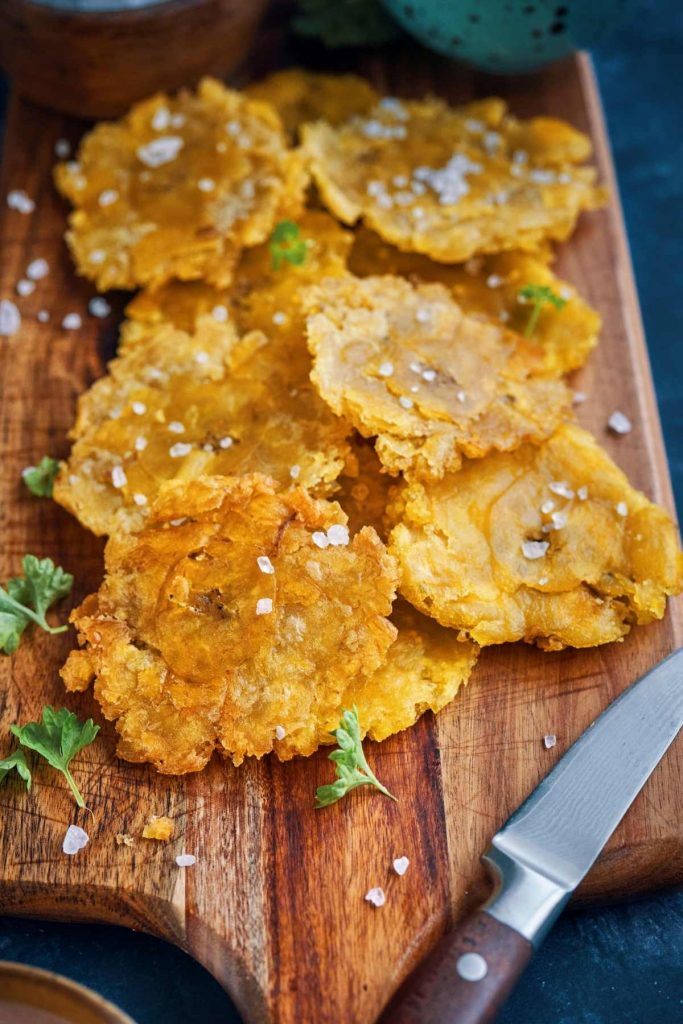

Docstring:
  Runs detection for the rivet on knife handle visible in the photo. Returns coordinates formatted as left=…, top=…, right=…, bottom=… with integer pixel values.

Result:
left=377, top=910, right=532, bottom=1024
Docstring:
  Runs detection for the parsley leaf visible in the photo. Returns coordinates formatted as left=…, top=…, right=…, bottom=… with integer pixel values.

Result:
left=294, top=0, right=400, bottom=47
left=518, top=283, right=567, bottom=337
left=315, top=707, right=396, bottom=808
left=269, top=220, right=309, bottom=271
left=11, top=707, right=99, bottom=808
left=0, top=748, right=32, bottom=791
left=22, top=456, right=60, bottom=498
left=0, top=555, right=73, bottom=654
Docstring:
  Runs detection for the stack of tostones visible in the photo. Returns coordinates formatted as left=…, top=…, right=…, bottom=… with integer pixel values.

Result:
left=53, top=70, right=682, bottom=775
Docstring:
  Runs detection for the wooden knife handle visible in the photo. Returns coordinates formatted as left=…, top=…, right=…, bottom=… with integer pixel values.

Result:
left=378, top=910, right=532, bottom=1024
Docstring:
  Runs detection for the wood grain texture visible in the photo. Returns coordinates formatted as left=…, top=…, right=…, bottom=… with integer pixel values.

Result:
left=0, top=45, right=681, bottom=1024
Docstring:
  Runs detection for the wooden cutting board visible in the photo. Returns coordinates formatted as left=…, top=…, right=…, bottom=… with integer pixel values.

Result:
left=0, top=45, right=681, bottom=1024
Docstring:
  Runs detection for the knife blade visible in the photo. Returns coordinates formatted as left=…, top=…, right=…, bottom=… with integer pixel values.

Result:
left=379, top=648, right=683, bottom=1024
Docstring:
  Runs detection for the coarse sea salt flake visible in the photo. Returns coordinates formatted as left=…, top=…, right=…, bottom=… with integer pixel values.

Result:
left=548, top=481, right=574, bottom=499
left=27, top=258, right=49, bottom=281
left=212, top=304, right=228, bottom=322
left=133, top=493, right=148, bottom=506
left=616, top=501, right=628, bottom=517
left=131, top=401, right=146, bottom=415
left=98, top=189, right=119, bottom=207
left=257, top=556, right=274, bottom=575
left=378, top=361, right=394, bottom=377
left=134, top=436, right=148, bottom=452
left=312, top=531, right=329, bottom=549
left=16, top=280, right=34, bottom=297
left=111, top=466, right=127, bottom=488
left=151, top=106, right=171, bottom=131
left=90, top=249, right=106, bottom=265
left=169, top=442, right=192, bottom=458
left=195, top=351, right=209, bottom=365
left=219, top=436, right=233, bottom=449
left=198, top=177, right=215, bottom=192
left=393, top=856, right=410, bottom=876
left=364, top=887, right=385, bottom=908
left=486, top=274, right=503, bottom=288
left=0, top=300, right=21, bottom=336
left=275, top=725, right=286, bottom=741
left=37, top=310, right=50, bottom=323
left=256, top=598, right=273, bottom=616
left=7, top=189, right=35, bottom=214
left=399, top=396, right=414, bottom=410
left=422, top=368, right=437, bottom=382
left=55, top=138, right=71, bottom=159
left=176, top=853, right=196, bottom=867
left=272, top=311, right=286, bottom=325
left=137, top=136, right=184, bottom=168
left=327, top=524, right=349, bottom=547
left=608, top=410, right=632, bottom=435
left=544, top=734, right=557, bottom=749
left=289, top=464, right=301, bottom=480
left=89, top=297, right=111, bottom=318
left=522, top=540, right=549, bottom=560
left=577, top=486, right=588, bottom=501
left=62, top=313, right=82, bottom=330
left=573, top=390, right=587, bottom=405
left=63, top=824, right=89, bottom=855
left=168, top=421, right=185, bottom=433
left=541, top=500, right=555, bottom=515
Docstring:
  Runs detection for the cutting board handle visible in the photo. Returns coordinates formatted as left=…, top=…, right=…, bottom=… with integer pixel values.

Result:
left=377, top=910, right=532, bottom=1024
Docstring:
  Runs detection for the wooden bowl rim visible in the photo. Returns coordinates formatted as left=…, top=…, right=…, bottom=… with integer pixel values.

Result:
left=0, top=961, right=137, bottom=1024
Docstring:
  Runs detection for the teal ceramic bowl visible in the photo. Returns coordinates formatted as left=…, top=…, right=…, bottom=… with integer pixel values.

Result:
left=382, top=0, right=639, bottom=72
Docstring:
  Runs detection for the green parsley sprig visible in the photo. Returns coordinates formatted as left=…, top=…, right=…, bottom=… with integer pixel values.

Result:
left=22, top=456, right=60, bottom=498
left=11, top=707, right=99, bottom=809
left=315, top=707, right=396, bottom=808
left=518, top=283, right=567, bottom=338
left=0, top=748, right=32, bottom=791
left=269, top=220, right=309, bottom=271
left=0, top=555, right=73, bottom=654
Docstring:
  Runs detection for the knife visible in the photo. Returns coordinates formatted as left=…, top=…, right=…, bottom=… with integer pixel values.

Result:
left=379, top=647, right=683, bottom=1024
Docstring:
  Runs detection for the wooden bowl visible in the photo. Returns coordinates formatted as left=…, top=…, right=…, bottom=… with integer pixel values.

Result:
left=0, top=0, right=271, bottom=118
left=0, top=961, right=136, bottom=1023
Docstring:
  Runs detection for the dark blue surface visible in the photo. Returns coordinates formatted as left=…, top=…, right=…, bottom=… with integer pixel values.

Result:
left=1, top=4, right=683, bottom=1022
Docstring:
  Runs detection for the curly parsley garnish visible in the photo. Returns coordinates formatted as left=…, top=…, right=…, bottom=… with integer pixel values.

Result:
left=0, top=555, right=73, bottom=654
left=11, top=707, right=99, bottom=808
left=22, top=456, right=60, bottom=498
left=315, top=707, right=396, bottom=808
left=0, top=748, right=32, bottom=791
left=518, top=283, right=567, bottom=338
left=269, top=220, right=309, bottom=271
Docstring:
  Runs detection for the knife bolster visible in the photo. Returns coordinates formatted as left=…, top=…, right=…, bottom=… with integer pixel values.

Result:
left=482, top=844, right=572, bottom=947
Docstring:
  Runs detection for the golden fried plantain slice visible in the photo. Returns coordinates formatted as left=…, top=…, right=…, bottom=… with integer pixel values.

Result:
left=302, top=95, right=606, bottom=263
left=349, top=228, right=601, bottom=376
left=61, top=475, right=398, bottom=772
left=334, top=434, right=396, bottom=539
left=54, top=78, right=307, bottom=290
left=245, top=69, right=378, bottom=141
left=304, top=274, right=571, bottom=480
left=53, top=316, right=350, bottom=536
left=346, top=600, right=479, bottom=742
left=122, top=210, right=352, bottom=356
left=388, top=424, right=683, bottom=650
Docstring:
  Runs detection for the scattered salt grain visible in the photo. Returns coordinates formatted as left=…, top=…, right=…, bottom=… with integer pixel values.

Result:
left=111, top=466, right=127, bottom=489
left=54, top=138, right=71, bottom=159
left=540, top=500, right=555, bottom=515
left=133, top=493, right=148, bottom=507
left=175, top=853, right=196, bottom=868
left=499, top=310, right=510, bottom=323
left=63, top=824, right=89, bottom=855
left=399, top=396, right=414, bottom=410
left=37, top=310, right=50, bottom=323
left=486, top=274, right=503, bottom=289
left=544, top=734, right=557, bottom=749
left=415, top=307, right=432, bottom=324
left=312, top=531, right=330, bottom=549
left=195, top=351, right=209, bottom=365
left=608, top=410, right=632, bottom=435
left=378, top=361, right=394, bottom=377
left=577, top=486, right=588, bottom=501
left=131, top=401, right=147, bottom=415
left=275, top=725, right=286, bottom=741
left=256, top=598, right=273, bottom=616
left=364, top=887, right=386, bottom=908
left=137, top=136, right=184, bottom=168
left=548, top=481, right=574, bottom=499
left=0, top=300, right=21, bottom=336
left=616, top=501, right=628, bottom=517
left=257, top=555, right=274, bottom=575
left=27, top=258, right=50, bottom=281
left=89, top=249, right=106, bottom=265
left=98, top=189, right=119, bottom=207
left=212, top=304, right=228, bottom=322
left=456, top=390, right=467, bottom=403
left=89, top=297, right=111, bottom=318
left=550, top=511, right=568, bottom=530
left=198, top=177, right=215, bottom=192
left=522, top=540, right=549, bottom=560
left=169, top=442, right=192, bottom=458
left=272, top=311, right=286, bottom=325
left=393, top=856, right=410, bottom=877
left=422, top=369, right=437, bottom=382
left=168, top=420, right=185, bottom=433
left=573, top=390, right=587, bottom=405
left=62, top=313, right=82, bottom=330
left=7, top=189, right=35, bottom=214
left=134, top=436, right=148, bottom=452
left=218, top=436, right=233, bottom=449
left=16, top=280, right=34, bottom=296
left=327, top=524, right=350, bottom=547
left=151, top=106, right=171, bottom=131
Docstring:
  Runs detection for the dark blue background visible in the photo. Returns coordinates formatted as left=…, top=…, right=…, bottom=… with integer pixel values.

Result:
left=1, top=4, right=682, bottom=1021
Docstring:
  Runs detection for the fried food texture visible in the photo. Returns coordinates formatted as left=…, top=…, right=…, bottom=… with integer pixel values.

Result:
left=302, top=95, right=606, bottom=263
left=61, top=475, right=399, bottom=772
left=142, top=816, right=174, bottom=841
left=346, top=600, right=479, bottom=742
left=53, top=316, right=350, bottom=536
left=54, top=78, right=308, bottom=290
left=334, top=435, right=395, bottom=539
left=304, top=274, right=571, bottom=480
left=349, top=228, right=601, bottom=376
left=245, top=69, right=378, bottom=140
left=388, top=424, right=683, bottom=650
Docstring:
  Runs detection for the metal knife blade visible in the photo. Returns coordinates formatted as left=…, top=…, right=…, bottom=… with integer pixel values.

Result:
left=483, top=648, right=683, bottom=946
